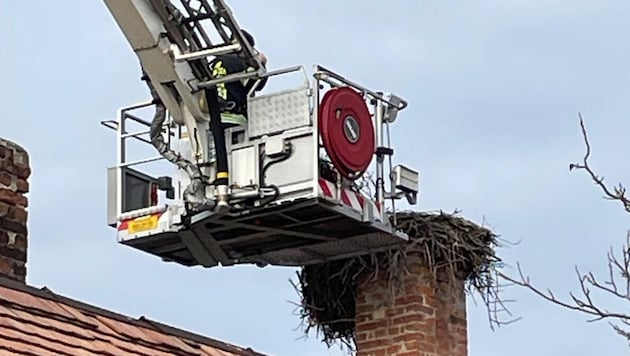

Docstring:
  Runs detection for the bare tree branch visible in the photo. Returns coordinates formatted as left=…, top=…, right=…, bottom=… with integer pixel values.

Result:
left=503, top=114, right=630, bottom=344
left=569, top=113, right=630, bottom=213
left=498, top=235, right=630, bottom=323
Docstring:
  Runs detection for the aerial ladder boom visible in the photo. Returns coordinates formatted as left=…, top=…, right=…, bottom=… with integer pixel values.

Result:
left=101, top=0, right=421, bottom=268
left=104, top=0, right=266, bottom=207
left=103, top=0, right=263, bottom=125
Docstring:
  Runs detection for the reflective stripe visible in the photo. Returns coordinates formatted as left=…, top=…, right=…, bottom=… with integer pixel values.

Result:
left=212, top=60, right=228, bottom=100
left=220, top=112, right=247, bottom=127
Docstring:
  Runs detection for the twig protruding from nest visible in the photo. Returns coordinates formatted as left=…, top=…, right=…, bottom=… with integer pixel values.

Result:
left=292, top=210, right=507, bottom=350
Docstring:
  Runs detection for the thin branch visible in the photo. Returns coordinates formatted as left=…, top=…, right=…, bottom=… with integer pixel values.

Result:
left=504, top=113, right=630, bottom=343
left=499, top=259, right=630, bottom=322
left=569, top=113, right=630, bottom=213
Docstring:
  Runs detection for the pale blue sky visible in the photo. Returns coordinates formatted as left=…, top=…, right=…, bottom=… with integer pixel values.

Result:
left=2, top=1, right=630, bottom=355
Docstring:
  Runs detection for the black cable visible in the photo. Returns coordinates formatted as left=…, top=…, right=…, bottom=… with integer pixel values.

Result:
left=259, top=143, right=293, bottom=187
left=254, top=143, right=293, bottom=208
left=258, top=185, right=281, bottom=208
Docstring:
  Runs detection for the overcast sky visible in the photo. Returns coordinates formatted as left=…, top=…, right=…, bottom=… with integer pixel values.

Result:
left=2, top=1, right=630, bottom=355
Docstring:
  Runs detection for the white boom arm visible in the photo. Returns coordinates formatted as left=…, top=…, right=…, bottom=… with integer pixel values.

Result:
left=103, top=0, right=266, bottom=208
left=103, top=0, right=263, bottom=123
left=105, top=0, right=201, bottom=124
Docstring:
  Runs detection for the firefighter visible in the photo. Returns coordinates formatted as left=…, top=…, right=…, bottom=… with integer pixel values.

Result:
left=203, top=29, right=268, bottom=165
left=209, top=29, right=268, bottom=128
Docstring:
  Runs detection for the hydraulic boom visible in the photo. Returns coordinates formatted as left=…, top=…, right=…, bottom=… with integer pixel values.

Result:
left=101, top=0, right=421, bottom=268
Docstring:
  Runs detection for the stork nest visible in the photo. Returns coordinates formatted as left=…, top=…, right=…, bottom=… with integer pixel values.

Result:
left=291, top=210, right=504, bottom=350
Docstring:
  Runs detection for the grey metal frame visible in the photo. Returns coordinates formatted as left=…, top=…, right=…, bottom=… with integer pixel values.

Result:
left=102, top=64, right=411, bottom=225
left=311, top=64, right=409, bottom=214
left=103, top=65, right=414, bottom=267
left=101, top=101, right=178, bottom=222
left=100, top=0, right=418, bottom=268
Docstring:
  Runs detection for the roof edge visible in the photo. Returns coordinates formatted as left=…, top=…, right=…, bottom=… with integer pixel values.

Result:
left=0, top=276, right=266, bottom=356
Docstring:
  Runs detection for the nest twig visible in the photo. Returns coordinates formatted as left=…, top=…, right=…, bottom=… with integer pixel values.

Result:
left=291, top=210, right=507, bottom=351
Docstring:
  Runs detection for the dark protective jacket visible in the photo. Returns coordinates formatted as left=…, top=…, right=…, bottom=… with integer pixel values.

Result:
left=210, top=54, right=268, bottom=115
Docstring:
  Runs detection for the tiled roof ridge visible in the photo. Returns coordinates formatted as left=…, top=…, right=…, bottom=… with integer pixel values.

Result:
left=0, top=276, right=266, bottom=356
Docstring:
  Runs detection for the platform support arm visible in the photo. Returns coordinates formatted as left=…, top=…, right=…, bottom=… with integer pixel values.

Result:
left=180, top=221, right=234, bottom=267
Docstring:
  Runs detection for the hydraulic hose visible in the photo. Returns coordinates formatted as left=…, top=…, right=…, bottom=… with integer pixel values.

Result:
left=204, top=87, right=229, bottom=187
left=145, top=78, right=204, bottom=203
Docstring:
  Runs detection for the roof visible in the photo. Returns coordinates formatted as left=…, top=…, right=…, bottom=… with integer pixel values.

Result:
left=0, top=276, right=266, bottom=356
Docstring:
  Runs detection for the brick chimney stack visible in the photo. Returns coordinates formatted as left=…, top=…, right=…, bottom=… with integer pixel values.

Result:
left=355, top=253, right=468, bottom=356
left=0, top=138, right=30, bottom=283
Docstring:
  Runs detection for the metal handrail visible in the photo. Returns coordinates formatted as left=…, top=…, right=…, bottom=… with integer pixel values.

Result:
left=172, top=43, right=242, bottom=62
left=100, top=116, right=173, bottom=146
left=247, top=65, right=310, bottom=97
left=100, top=100, right=178, bottom=168
left=124, top=113, right=153, bottom=127
left=100, top=120, right=118, bottom=131
left=120, top=156, right=165, bottom=168
left=313, top=64, right=408, bottom=111
left=198, top=64, right=309, bottom=90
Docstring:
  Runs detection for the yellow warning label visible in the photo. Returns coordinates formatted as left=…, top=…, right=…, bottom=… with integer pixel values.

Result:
left=128, top=215, right=159, bottom=234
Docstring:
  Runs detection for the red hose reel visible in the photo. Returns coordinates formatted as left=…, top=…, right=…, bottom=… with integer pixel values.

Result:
left=319, top=87, right=375, bottom=179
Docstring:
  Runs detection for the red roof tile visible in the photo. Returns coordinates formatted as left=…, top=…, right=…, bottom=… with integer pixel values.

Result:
left=0, top=277, right=266, bottom=356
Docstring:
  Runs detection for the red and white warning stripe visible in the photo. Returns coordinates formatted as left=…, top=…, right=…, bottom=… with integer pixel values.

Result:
left=318, top=178, right=383, bottom=221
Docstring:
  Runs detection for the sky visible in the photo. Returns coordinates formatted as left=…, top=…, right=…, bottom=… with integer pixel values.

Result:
left=2, top=1, right=630, bottom=355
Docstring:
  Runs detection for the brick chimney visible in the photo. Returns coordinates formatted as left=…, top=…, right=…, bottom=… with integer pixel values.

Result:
left=0, top=138, right=30, bottom=283
left=355, top=253, right=467, bottom=356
